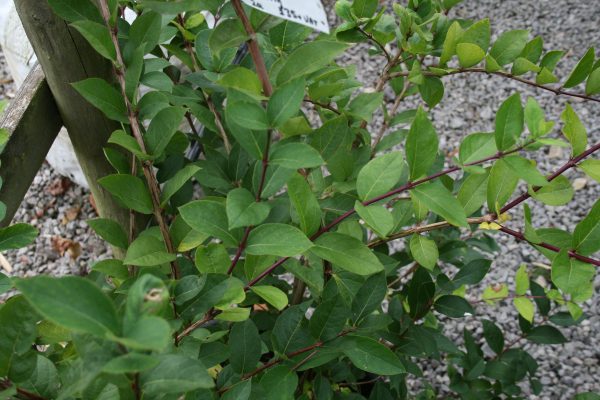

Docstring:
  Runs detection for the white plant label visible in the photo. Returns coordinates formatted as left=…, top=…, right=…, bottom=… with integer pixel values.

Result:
left=241, top=0, right=330, bottom=34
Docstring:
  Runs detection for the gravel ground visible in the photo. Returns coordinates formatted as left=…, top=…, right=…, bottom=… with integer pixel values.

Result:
left=2, top=0, right=600, bottom=398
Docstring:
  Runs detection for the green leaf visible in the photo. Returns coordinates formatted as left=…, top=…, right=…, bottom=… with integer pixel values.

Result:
left=124, top=235, right=176, bottom=267
left=87, top=218, right=128, bottom=250
left=310, top=297, right=348, bottom=341
left=434, top=295, right=474, bottom=318
left=515, top=264, right=529, bottom=295
left=259, top=366, right=298, bottom=400
left=277, top=41, right=349, bottom=85
left=340, top=335, right=405, bottom=375
left=561, top=103, right=588, bottom=156
left=0, top=297, right=38, bottom=376
left=511, top=57, right=541, bottom=75
left=551, top=250, right=595, bottom=295
left=92, top=259, right=129, bottom=280
left=459, top=132, right=497, bottom=165
left=579, top=159, right=600, bottom=183
left=129, top=11, right=162, bottom=52
left=0, top=272, right=11, bottom=295
left=218, top=67, right=263, bottom=98
left=141, top=354, right=214, bottom=394
left=357, top=151, right=404, bottom=201
left=226, top=101, right=269, bottom=130
left=70, top=21, right=116, bottom=61
left=585, top=67, right=600, bottom=95
left=72, top=78, right=127, bottom=123
left=287, top=173, right=321, bottom=236
left=108, top=130, right=148, bottom=160
left=563, top=47, right=595, bottom=88
left=102, top=353, right=159, bottom=374
left=48, top=0, right=103, bottom=23
left=482, top=320, right=504, bottom=354
left=453, top=259, right=492, bottom=286
left=406, top=107, right=439, bottom=180
left=270, top=143, right=325, bottom=169
left=457, top=171, right=490, bottom=216
left=460, top=19, right=491, bottom=50
left=145, top=106, right=186, bottom=156
left=251, top=286, right=289, bottom=311
left=351, top=272, right=386, bottom=322
left=354, top=202, right=394, bottom=237
left=348, top=92, right=384, bottom=122
left=440, top=21, right=463, bottom=65
left=119, top=316, right=171, bottom=351
left=246, top=223, right=313, bottom=257
left=179, top=200, right=238, bottom=246
left=513, top=296, right=534, bottom=323
left=229, top=320, right=261, bottom=375
left=409, top=234, right=438, bottom=271
left=495, top=93, right=524, bottom=151
left=419, top=76, right=445, bottom=108
left=573, top=199, right=600, bottom=255
left=15, top=276, right=119, bottom=338
left=160, top=164, right=201, bottom=207
left=489, top=29, right=529, bottom=65
left=311, top=232, right=384, bottom=275
left=98, top=174, right=154, bottom=214
left=526, top=325, right=567, bottom=344
left=226, top=188, right=271, bottom=230
left=271, top=304, right=312, bottom=354
left=410, top=182, right=467, bottom=227
left=525, top=97, right=554, bottom=138
left=195, top=243, right=230, bottom=274
left=501, top=156, right=548, bottom=186
left=456, top=43, right=485, bottom=68
left=0, top=224, right=38, bottom=252
left=267, top=78, right=306, bottom=127
left=487, top=159, right=518, bottom=214
left=529, top=175, right=573, bottom=206
left=209, top=18, right=246, bottom=56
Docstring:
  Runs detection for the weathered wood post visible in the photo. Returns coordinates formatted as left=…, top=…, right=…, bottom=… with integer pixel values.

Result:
left=12, top=0, right=132, bottom=235
left=0, top=64, right=62, bottom=226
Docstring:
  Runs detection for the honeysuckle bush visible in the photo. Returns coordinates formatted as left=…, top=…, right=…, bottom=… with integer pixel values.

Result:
left=2, top=0, right=600, bottom=398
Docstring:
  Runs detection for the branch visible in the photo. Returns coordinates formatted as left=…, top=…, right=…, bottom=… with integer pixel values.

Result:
left=357, top=26, right=391, bottom=62
left=304, top=98, right=341, bottom=115
left=388, top=68, right=600, bottom=103
left=0, top=379, right=47, bottom=400
left=98, top=0, right=179, bottom=279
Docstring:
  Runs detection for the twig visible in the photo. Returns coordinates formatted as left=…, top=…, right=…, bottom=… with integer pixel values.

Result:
left=357, top=26, right=391, bottom=62
left=98, top=0, right=179, bottom=279
left=304, top=98, right=341, bottom=115
left=388, top=68, right=600, bottom=103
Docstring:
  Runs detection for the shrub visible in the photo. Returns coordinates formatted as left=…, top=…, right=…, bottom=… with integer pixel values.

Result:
left=1, top=0, right=600, bottom=398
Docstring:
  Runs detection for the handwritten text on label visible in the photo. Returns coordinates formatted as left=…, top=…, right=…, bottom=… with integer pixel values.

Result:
left=241, top=0, right=330, bottom=34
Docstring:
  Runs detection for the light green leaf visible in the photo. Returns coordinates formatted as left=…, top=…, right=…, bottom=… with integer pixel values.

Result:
left=457, top=171, right=489, bottom=216
left=410, top=182, right=467, bottom=227
left=216, top=307, right=251, bottom=322
left=15, top=276, right=120, bottom=338
left=270, top=143, right=325, bottom=169
left=529, top=175, right=573, bottom=206
left=118, top=316, right=171, bottom=351
left=573, top=199, right=600, bottom=255
left=287, top=173, right=321, bottom=236
left=354, top=202, right=394, bottom=238
left=195, top=243, right=230, bottom=274
left=409, top=234, right=438, bottom=271
left=515, top=264, right=529, bottom=295
left=102, top=353, right=159, bottom=374
left=277, top=41, right=348, bottom=85
left=124, top=235, right=176, bottom=267
left=564, top=47, right=595, bottom=88
left=108, top=130, right=149, bottom=160
left=357, top=151, right=405, bottom=201
left=579, top=159, right=600, bottom=183
left=456, top=43, right=485, bottom=68
left=98, top=174, right=154, bottom=214
left=141, top=354, right=214, bottom=394
left=246, top=223, right=313, bottom=257
left=440, top=21, right=463, bottom=65
left=160, top=164, right=201, bottom=207
left=459, top=132, right=497, bottom=165
left=459, top=18, right=490, bottom=50
left=267, top=78, right=306, bottom=127
left=251, top=286, right=289, bottom=311
left=513, top=296, right=534, bottom=323
left=226, top=188, right=271, bottom=230
left=0, top=223, right=38, bottom=252
left=487, top=159, right=518, bottom=214
left=87, top=218, right=128, bottom=250
left=585, top=67, right=600, bottom=95
left=490, top=29, right=529, bottom=65
left=524, top=97, right=553, bottom=137
left=406, top=107, right=438, bottom=180
left=72, top=78, right=128, bottom=123
left=551, top=250, right=595, bottom=295
left=218, top=67, right=263, bottom=98
left=311, top=232, right=384, bottom=275
left=561, top=103, right=588, bottom=156
left=502, top=156, right=548, bottom=186
left=226, top=101, right=269, bottom=130
left=495, top=93, right=524, bottom=151
left=70, top=21, right=116, bottom=61
left=348, top=92, right=384, bottom=122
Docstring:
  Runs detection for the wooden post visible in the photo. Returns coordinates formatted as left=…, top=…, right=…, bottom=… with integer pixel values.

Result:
left=13, top=0, right=132, bottom=234
left=0, top=65, right=62, bottom=227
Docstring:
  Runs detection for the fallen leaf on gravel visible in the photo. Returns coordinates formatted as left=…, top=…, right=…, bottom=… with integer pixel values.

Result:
left=62, top=206, right=81, bottom=224
left=572, top=177, right=587, bottom=191
left=0, top=253, right=12, bottom=273
left=51, top=237, right=82, bottom=260
left=46, top=177, right=72, bottom=196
